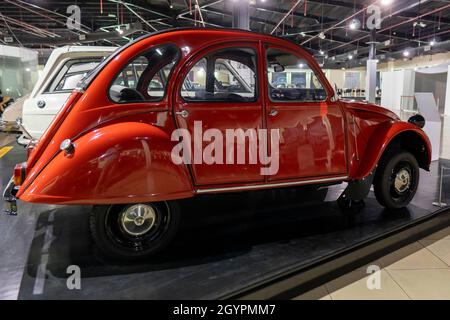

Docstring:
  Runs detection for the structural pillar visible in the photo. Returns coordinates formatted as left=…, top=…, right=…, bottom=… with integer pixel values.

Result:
left=445, top=65, right=450, bottom=116
left=232, top=1, right=250, bottom=30
left=366, top=29, right=378, bottom=104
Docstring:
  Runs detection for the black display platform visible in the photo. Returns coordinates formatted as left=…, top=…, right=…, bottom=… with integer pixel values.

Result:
left=0, top=138, right=449, bottom=300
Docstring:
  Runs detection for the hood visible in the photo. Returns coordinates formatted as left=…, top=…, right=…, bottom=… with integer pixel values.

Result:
left=341, top=99, right=400, bottom=121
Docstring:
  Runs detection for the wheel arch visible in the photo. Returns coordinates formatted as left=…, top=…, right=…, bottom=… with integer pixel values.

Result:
left=18, top=122, right=195, bottom=204
left=352, top=123, right=431, bottom=180
left=382, top=130, right=431, bottom=171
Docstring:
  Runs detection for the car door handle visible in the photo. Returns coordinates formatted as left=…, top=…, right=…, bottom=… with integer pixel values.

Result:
left=268, top=109, right=278, bottom=117
left=175, top=110, right=189, bottom=118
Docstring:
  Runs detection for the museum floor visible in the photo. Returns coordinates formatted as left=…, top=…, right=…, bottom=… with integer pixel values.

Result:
left=0, top=120, right=449, bottom=300
left=295, top=226, right=450, bottom=300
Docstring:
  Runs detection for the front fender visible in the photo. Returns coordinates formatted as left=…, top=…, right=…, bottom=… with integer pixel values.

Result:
left=351, top=121, right=432, bottom=180
left=18, top=122, right=194, bottom=204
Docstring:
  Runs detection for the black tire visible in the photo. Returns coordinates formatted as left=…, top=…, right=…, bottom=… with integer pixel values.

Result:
left=374, top=150, right=420, bottom=210
left=90, top=201, right=180, bottom=261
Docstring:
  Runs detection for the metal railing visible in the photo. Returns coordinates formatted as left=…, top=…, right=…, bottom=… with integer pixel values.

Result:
left=433, top=166, right=449, bottom=208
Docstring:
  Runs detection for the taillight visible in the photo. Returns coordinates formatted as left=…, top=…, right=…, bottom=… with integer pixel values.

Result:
left=14, top=163, right=27, bottom=186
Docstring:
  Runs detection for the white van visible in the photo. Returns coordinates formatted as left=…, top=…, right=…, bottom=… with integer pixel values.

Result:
left=19, top=46, right=116, bottom=143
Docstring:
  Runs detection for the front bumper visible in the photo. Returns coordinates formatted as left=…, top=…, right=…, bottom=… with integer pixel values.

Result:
left=3, top=177, right=19, bottom=215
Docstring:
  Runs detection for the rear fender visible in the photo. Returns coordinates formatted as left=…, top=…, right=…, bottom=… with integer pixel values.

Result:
left=351, top=121, right=431, bottom=180
left=18, top=122, right=194, bottom=204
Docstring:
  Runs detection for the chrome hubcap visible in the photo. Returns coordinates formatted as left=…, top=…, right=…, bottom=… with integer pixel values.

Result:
left=120, top=204, right=156, bottom=237
left=394, top=168, right=411, bottom=194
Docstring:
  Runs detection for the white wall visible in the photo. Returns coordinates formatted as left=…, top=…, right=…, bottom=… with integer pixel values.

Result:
left=381, top=69, right=415, bottom=112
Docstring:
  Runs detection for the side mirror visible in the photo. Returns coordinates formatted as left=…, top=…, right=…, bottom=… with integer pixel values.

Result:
left=408, top=114, right=426, bottom=129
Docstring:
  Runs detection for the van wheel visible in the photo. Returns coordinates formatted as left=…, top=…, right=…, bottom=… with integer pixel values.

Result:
left=90, top=202, right=180, bottom=261
left=374, top=150, right=419, bottom=210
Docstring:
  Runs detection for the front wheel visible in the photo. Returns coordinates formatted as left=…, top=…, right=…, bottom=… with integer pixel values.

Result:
left=90, top=201, right=180, bottom=261
left=374, top=150, right=420, bottom=210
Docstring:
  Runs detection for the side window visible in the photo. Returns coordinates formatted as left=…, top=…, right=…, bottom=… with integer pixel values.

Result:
left=109, top=44, right=180, bottom=103
left=45, top=59, right=102, bottom=93
left=181, top=47, right=257, bottom=102
left=266, top=49, right=327, bottom=102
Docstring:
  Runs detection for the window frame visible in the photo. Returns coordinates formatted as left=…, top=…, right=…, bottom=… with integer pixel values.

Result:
left=264, top=45, right=330, bottom=103
left=179, top=46, right=259, bottom=104
left=107, top=43, right=181, bottom=104
left=44, top=58, right=103, bottom=94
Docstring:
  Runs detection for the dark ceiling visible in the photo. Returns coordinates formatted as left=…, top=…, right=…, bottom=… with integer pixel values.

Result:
left=1, top=0, right=450, bottom=67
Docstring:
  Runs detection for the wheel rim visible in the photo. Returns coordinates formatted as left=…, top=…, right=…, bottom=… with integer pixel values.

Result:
left=389, top=161, right=416, bottom=202
left=120, top=204, right=157, bottom=237
left=105, top=202, right=171, bottom=252
left=394, top=168, right=412, bottom=194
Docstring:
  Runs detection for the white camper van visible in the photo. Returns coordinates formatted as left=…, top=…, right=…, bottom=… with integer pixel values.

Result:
left=18, top=46, right=116, bottom=144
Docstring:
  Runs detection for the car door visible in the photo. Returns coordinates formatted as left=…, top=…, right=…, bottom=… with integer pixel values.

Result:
left=173, top=41, right=266, bottom=186
left=263, top=45, right=348, bottom=182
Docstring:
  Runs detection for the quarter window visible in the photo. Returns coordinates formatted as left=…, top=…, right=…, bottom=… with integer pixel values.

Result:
left=45, top=59, right=102, bottom=93
left=266, top=49, right=327, bottom=102
left=181, top=47, right=257, bottom=102
left=109, top=44, right=180, bottom=103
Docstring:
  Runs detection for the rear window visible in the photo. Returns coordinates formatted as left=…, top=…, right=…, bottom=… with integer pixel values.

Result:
left=108, top=44, right=180, bottom=103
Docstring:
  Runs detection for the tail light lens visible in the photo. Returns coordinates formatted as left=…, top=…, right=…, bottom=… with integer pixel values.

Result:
left=14, top=163, right=27, bottom=186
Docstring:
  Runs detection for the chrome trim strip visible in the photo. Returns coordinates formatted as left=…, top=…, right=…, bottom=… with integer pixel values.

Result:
left=196, top=176, right=348, bottom=194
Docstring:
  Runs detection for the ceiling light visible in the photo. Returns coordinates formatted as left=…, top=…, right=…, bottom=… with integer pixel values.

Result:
left=381, top=0, right=393, bottom=6
left=348, top=54, right=353, bottom=60
left=298, top=63, right=305, bottom=68
left=430, top=39, right=436, bottom=46
left=319, top=50, right=325, bottom=55
left=403, top=50, right=410, bottom=57
left=349, top=19, right=360, bottom=30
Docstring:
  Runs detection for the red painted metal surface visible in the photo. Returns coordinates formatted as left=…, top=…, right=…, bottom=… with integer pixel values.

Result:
left=14, top=29, right=432, bottom=205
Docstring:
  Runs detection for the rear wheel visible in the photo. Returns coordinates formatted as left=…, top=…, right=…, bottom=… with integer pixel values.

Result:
left=90, top=201, right=180, bottom=261
left=374, top=150, right=419, bottom=210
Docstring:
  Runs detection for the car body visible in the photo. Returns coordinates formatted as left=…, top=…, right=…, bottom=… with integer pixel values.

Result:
left=4, top=29, right=431, bottom=260
left=17, top=46, right=116, bottom=142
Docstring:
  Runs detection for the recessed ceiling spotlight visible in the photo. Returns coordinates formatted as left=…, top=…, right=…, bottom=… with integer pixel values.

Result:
left=349, top=19, right=360, bottom=30
left=381, top=0, right=394, bottom=6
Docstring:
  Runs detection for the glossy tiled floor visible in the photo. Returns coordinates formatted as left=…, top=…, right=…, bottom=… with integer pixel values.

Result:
left=295, top=227, right=450, bottom=300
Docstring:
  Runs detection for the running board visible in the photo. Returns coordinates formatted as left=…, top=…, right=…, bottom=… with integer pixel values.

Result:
left=196, top=176, right=349, bottom=194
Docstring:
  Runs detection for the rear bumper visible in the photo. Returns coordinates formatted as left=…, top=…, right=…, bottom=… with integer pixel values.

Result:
left=3, top=177, right=19, bottom=215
